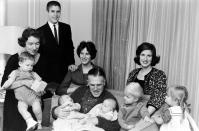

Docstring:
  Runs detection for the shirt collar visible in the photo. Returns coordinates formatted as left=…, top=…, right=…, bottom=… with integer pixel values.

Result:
left=48, top=21, right=58, bottom=29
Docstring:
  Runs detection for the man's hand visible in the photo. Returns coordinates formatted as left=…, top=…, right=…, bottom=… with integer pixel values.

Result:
left=54, top=105, right=71, bottom=119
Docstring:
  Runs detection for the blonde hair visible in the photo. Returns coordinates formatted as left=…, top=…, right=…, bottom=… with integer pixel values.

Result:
left=168, top=85, right=190, bottom=119
left=125, top=82, right=143, bottom=99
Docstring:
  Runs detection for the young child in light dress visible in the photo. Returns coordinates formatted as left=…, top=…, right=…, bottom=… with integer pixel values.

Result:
left=152, top=85, right=199, bottom=131
left=0, top=51, right=47, bottom=131
left=118, top=82, right=155, bottom=131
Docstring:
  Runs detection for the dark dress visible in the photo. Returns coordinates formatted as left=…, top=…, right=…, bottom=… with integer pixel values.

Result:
left=127, top=68, right=167, bottom=110
left=37, top=22, right=75, bottom=84
left=1, top=53, right=48, bottom=131
left=56, top=64, right=97, bottom=95
left=53, top=86, right=121, bottom=131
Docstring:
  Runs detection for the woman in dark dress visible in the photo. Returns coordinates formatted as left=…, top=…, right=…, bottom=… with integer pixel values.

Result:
left=127, top=42, right=167, bottom=115
left=1, top=28, right=51, bottom=131
left=56, top=41, right=97, bottom=95
left=126, top=42, right=167, bottom=130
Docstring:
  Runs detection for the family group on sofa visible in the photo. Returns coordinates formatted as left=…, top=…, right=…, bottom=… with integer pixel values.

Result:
left=0, top=1, right=198, bottom=131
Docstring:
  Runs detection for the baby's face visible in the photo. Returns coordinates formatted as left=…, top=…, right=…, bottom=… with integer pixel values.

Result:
left=59, top=95, right=73, bottom=106
left=101, top=100, right=115, bottom=113
left=19, top=59, right=34, bottom=72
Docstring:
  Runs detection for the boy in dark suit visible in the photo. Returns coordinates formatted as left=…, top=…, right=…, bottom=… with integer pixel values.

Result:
left=37, top=1, right=75, bottom=84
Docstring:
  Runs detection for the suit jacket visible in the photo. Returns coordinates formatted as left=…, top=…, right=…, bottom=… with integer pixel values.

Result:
left=37, top=22, right=75, bottom=84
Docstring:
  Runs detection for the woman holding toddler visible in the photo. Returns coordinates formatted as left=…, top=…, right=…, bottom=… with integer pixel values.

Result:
left=1, top=28, right=55, bottom=131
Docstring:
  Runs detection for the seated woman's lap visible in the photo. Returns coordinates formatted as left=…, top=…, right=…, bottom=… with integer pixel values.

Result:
left=3, top=90, right=37, bottom=131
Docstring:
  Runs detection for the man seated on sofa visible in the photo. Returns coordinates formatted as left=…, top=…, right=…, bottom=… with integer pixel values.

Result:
left=52, top=67, right=121, bottom=131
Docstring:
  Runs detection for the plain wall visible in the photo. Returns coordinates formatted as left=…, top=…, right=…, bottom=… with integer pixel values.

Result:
left=70, top=0, right=93, bottom=65
left=3, top=0, right=93, bottom=64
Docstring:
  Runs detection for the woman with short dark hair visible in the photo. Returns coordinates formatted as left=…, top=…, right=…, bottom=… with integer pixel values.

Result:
left=127, top=42, right=167, bottom=115
left=1, top=27, right=49, bottom=131
left=56, top=41, right=98, bottom=95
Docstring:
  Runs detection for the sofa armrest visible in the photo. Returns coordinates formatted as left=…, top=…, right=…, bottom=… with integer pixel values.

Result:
left=42, top=95, right=59, bottom=127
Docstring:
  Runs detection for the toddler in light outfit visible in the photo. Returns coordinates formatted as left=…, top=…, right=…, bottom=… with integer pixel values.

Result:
left=118, top=82, right=154, bottom=131
left=0, top=51, right=47, bottom=131
left=152, top=85, right=199, bottom=131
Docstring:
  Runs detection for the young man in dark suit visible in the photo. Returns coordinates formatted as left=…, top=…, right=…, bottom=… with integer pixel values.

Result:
left=37, top=1, right=76, bottom=84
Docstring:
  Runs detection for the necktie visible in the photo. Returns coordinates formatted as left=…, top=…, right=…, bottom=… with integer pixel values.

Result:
left=53, top=24, right=58, bottom=44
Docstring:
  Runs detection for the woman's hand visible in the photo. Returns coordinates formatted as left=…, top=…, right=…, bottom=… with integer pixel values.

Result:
left=37, top=90, right=46, bottom=96
left=68, top=64, right=78, bottom=72
left=148, top=106, right=156, bottom=115
left=54, top=105, right=71, bottom=119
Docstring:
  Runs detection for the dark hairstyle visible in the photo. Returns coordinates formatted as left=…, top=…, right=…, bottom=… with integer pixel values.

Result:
left=134, top=42, right=160, bottom=66
left=88, top=66, right=106, bottom=80
left=46, top=1, right=61, bottom=11
left=88, top=66, right=107, bottom=89
left=76, top=41, right=97, bottom=60
left=18, top=28, right=42, bottom=47
left=88, top=67, right=119, bottom=111
left=18, top=51, right=35, bottom=63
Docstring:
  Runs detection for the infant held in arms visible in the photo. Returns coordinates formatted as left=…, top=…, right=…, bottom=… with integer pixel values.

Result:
left=52, top=95, right=118, bottom=131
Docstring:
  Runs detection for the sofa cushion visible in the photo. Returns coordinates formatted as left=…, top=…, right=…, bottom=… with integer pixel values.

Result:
left=108, top=89, right=124, bottom=106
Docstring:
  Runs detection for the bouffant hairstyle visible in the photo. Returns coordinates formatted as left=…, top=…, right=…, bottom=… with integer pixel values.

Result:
left=76, top=41, right=97, bottom=60
left=46, top=1, right=61, bottom=11
left=18, top=28, right=41, bottom=47
left=134, top=42, right=160, bottom=66
left=126, top=82, right=143, bottom=99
